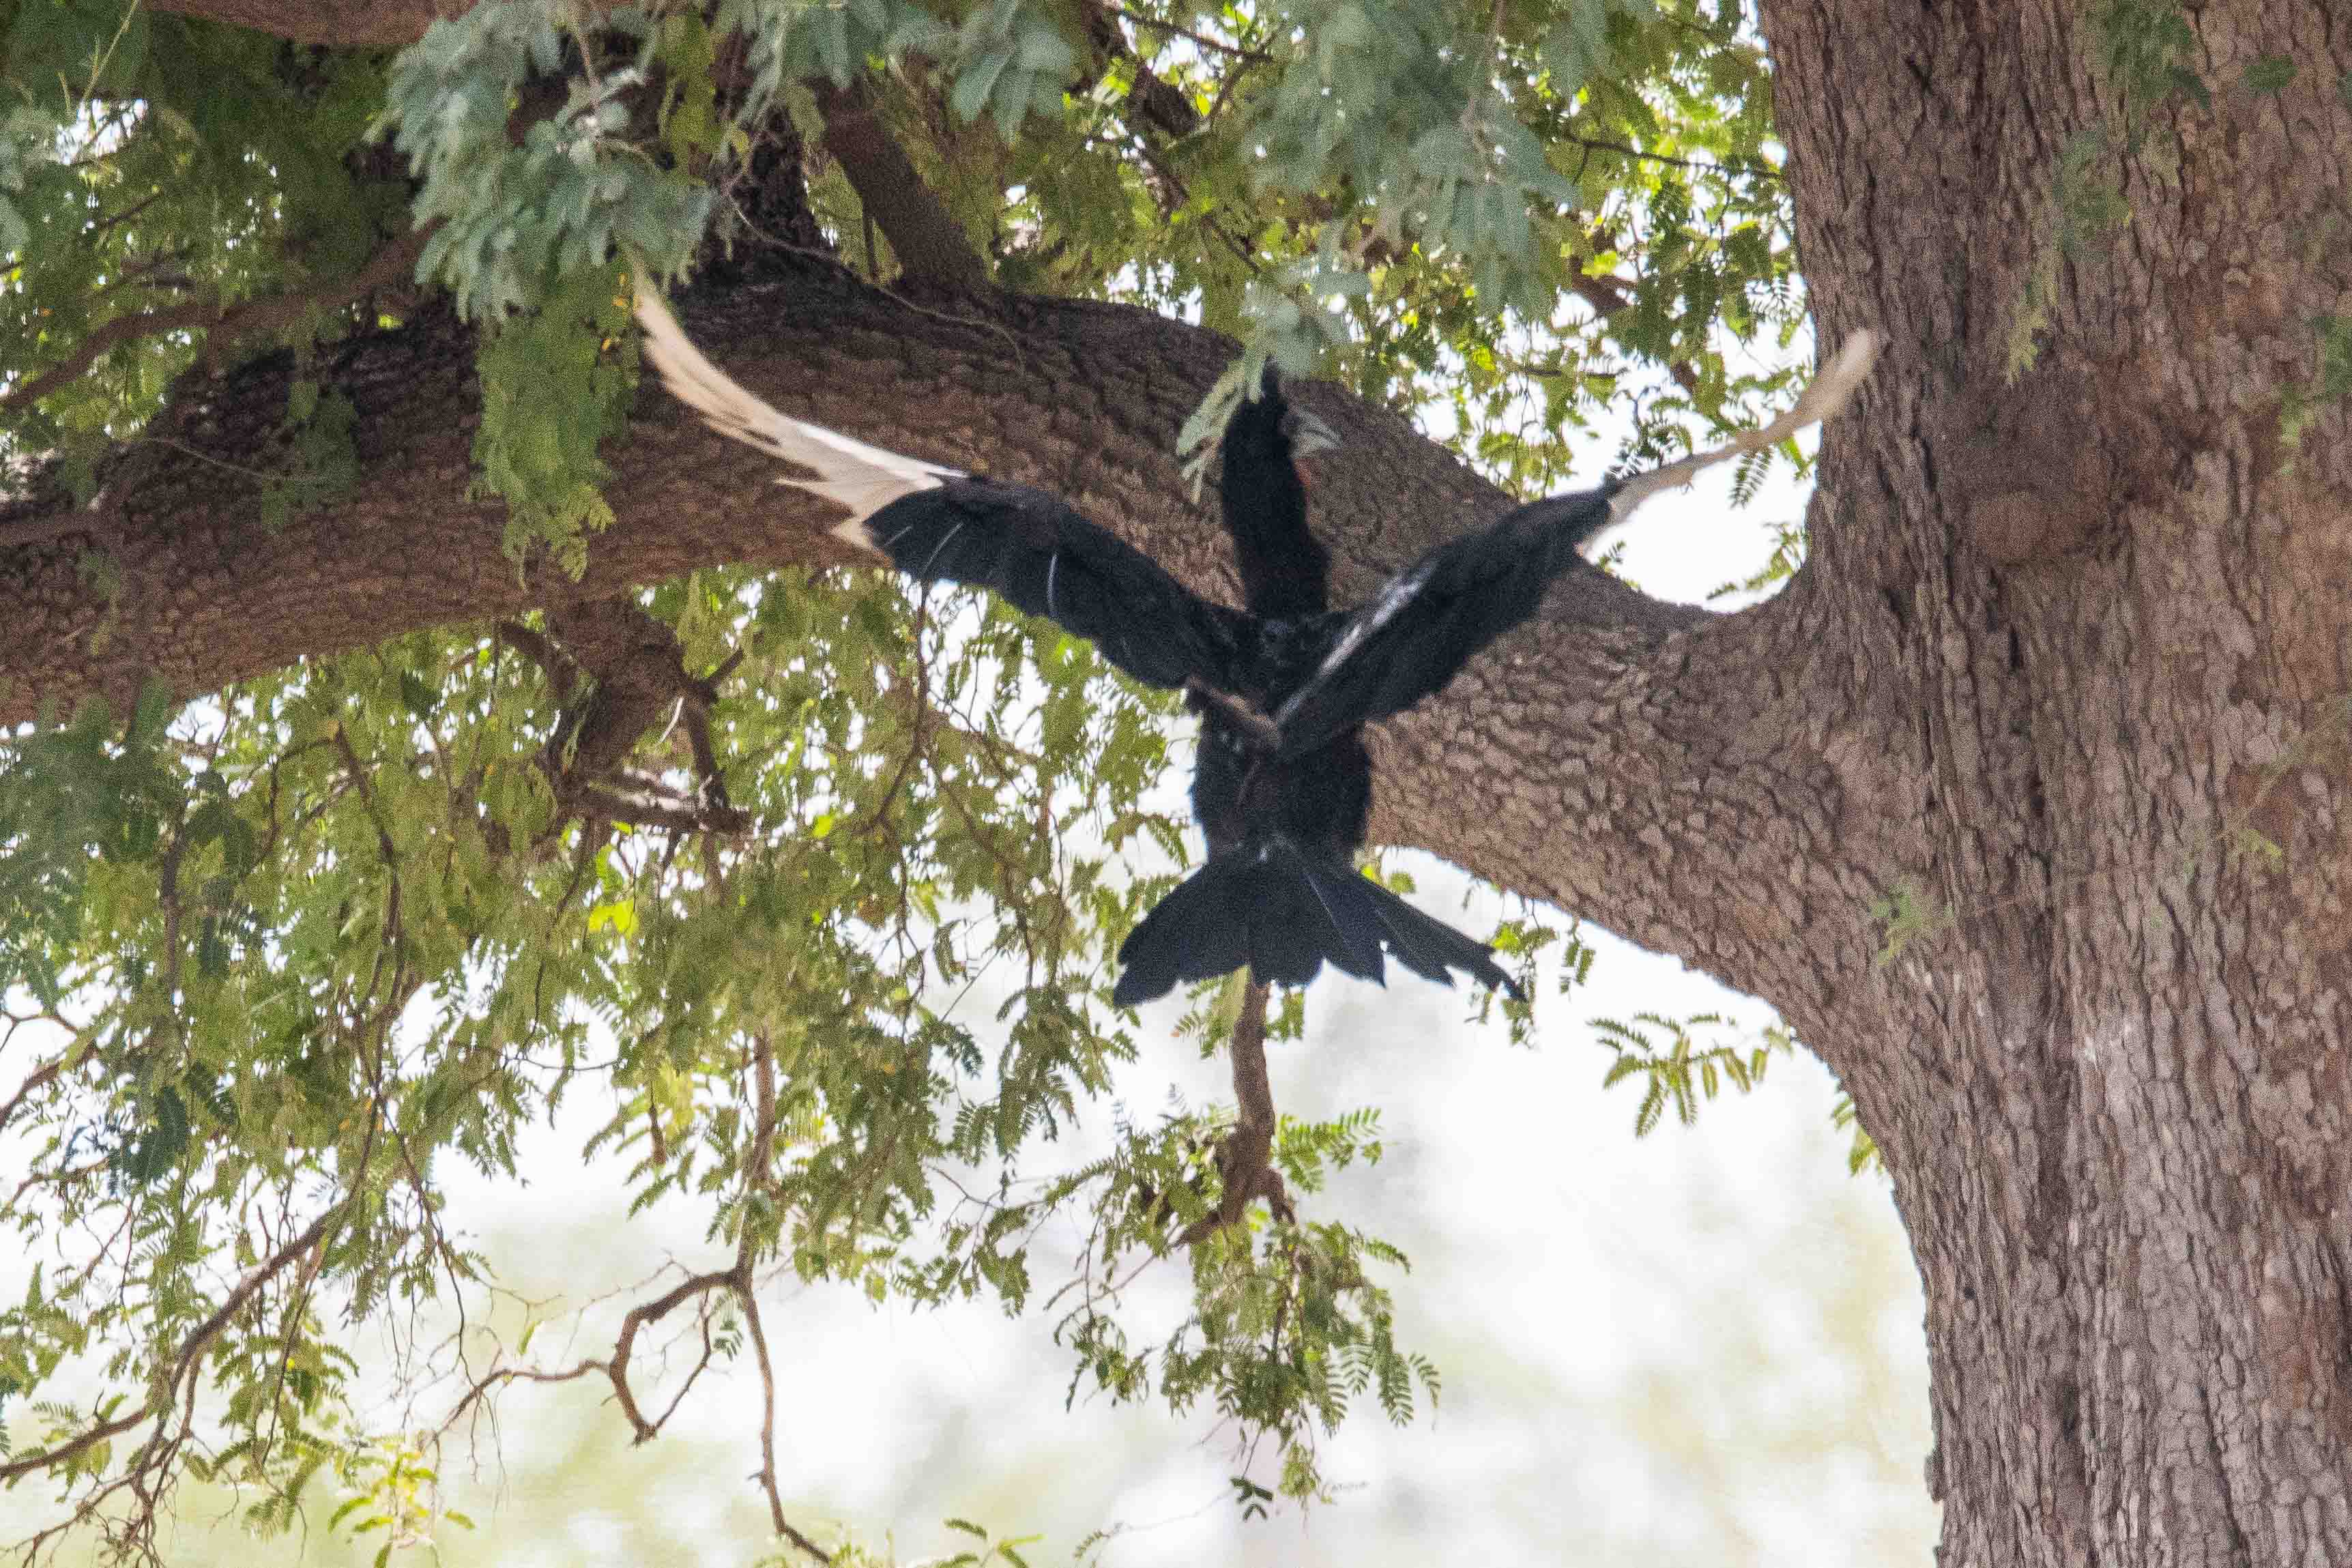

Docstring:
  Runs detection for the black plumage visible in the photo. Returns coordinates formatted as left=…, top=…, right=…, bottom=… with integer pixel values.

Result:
left=1109, top=371, right=1521, bottom=1002
left=863, top=476, right=1251, bottom=694
left=635, top=286, right=1878, bottom=1007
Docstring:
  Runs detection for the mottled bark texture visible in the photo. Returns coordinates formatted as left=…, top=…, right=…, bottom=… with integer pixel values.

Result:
left=4, top=0, right=2351, bottom=1560
left=1763, top=0, right=2352, bottom=1563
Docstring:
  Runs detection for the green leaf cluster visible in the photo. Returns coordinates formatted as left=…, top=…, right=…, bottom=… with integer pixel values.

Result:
left=378, top=1, right=713, bottom=319
left=1594, top=1008, right=1780, bottom=1137
left=1044, top=1104, right=1436, bottom=1505
left=469, top=261, right=639, bottom=569
left=0, top=563, right=1478, bottom=1547
left=2282, top=312, right=2352, bottom=450
left=1, top=9, right=401, bottom=474
left=0, top=0, right=1879, bottom=1554
left=1593, top=1012, right=1878, bottom=1172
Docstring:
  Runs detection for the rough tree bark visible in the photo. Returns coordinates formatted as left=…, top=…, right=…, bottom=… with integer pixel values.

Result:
left=1764, top=2, right=2352, bottom=1563
left=5, top=1, right=2351, bottom=1562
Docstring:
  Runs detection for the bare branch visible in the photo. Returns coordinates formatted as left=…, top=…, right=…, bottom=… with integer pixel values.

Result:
left=0, top=1204, right=343, bottom=1485
left=1, top=225, right=431, bottom=416
left=1180, top=981, right=1292, bottom=1246
left=811, top=78, right=991, bottom=293
left=606, top=1267, right=738, bottom=1441
left=734, top=1277, right=829, bottom=1563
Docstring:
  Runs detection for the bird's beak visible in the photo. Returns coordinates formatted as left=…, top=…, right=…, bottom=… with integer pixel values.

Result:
left=1283, top=406, right=1341, bottom=458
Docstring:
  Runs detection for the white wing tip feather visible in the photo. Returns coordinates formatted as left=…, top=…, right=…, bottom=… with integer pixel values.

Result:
left=630, top=275, right=958, bottom=544
left=1788, top=329, right=1883, bottom=431
left=1608, top=328, right=1884, bottom=522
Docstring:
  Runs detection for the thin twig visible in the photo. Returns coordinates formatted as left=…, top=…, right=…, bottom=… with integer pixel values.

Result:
left=1562, top=132, right=1780, bottom=181
left=0, top=1204, right=345, bottom=1485
left=1099, top=2, right=1275, bottom=63
left=0, top=1054, right=71, bottom=1136
left=1, top=223, right=433, bottom=414
left=734, top=1275, right=829, bottom=1562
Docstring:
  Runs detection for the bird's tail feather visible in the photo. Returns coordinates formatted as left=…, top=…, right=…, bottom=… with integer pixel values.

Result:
left=1312, top=863, right=1520, bottom=998
left=1113, top=845, right=1518, bottom=1006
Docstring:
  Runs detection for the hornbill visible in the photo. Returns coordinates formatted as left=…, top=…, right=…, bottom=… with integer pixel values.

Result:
left=633, top=285, right=1879, bottom=1006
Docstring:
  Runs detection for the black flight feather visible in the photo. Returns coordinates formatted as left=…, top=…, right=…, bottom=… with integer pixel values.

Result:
left=635, top=280, right=1880, bottom=1006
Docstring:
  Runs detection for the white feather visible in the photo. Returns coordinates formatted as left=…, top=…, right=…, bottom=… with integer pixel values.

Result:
left=1296, top=558, right=1434, bottom=697
left=633, top=279, right=961, bottom=548
left=1606, top=330, right=1884, bottom=524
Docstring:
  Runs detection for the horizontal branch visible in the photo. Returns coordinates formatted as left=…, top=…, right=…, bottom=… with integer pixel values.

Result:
left=143, top=0, right=609, bottom=50
left=0, top=254, right=1898, bottom=1042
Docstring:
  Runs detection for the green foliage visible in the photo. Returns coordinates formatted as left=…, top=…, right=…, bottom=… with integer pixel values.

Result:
left=947, top=0, right=1079, bottom=137
left=2241, top=55, right=2296, bottom=97
left=2006, top=126, right=2133, bottom=377
left=7, top=0, right=1817, bottom=543
left=762, top=0, right=1806, bottom=487
left=470, top=262, right=639, bottom=570
left=257, top=379, right=364, bottom=530
left=1707, top=514, right=1804, bottom=600
left=1830, top=1093, right=1882, bottom=1175
left=377, top=1, right=712, bottom=319
left=0, top=104, right=50, bottom=253
left=0, top=568, right=1204, bottom=1554
left=2281, top=313, right=2352, bottom=449
left=2006, top=0, right=2204, bottom=376
left=1042, top=1104, right=1436, bottom=1505
left=931, top=1517, right=1043, bottom=1568
left=1, top=13, right=402, bottom=472
left=1594, top=1013, right=1879, bottom=1172
left=2089, top=0, right=2201, bottom=117
left=0, top=684, right=179, bottom=1006
left=1595, top=1010, right=1780, bottom=1136
left=0, top=0, right=1865, bottom=1556
left=1869, top=876, right=1955, bottom=969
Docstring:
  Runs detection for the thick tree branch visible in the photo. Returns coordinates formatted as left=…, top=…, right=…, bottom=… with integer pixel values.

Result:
left=143, top=0, right=447, bottom=48
left=1082, top=1, right=1211, bottom=140
left=0, top=258, right=1898, bottom=1049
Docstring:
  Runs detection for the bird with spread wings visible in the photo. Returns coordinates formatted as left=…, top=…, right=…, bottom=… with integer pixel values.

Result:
left=633, top=282, right=1879, bottom=1006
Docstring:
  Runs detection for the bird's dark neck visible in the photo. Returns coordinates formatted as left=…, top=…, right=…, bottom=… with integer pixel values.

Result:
left=1218, top=394, right=1330, bottom=618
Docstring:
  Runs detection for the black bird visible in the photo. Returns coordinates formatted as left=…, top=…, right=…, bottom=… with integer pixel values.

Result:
left=635, top=287, right=1878, bottom=1006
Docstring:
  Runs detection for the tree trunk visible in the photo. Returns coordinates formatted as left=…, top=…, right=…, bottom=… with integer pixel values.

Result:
left=5, top=0, right=2351, bottom=1560
left=1761, top=1, right=2352, bottom=1560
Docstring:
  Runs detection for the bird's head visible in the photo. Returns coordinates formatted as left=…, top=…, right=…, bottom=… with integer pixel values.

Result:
left=1279, top=403, right=1341, bottom=461
left=1255, top=365, right=1341, bottom=461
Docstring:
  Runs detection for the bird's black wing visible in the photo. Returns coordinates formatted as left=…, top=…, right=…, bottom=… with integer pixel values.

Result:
left=860, top=479, right=1248, bottom=693
left=1270, top=330, right=1887, bottom=757
left=635, top=281, right=1247, bottom=693
left=1268, top=487, right=1616, bottom=759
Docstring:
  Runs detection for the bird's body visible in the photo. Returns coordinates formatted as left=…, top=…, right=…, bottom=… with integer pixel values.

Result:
left=633, top=282, right=1878, bottom=1006
left=1187, top=377, right=1369, bottom=869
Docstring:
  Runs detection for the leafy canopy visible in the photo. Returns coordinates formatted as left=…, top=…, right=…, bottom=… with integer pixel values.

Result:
left=0, top=0, right=1810, bottom=1558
